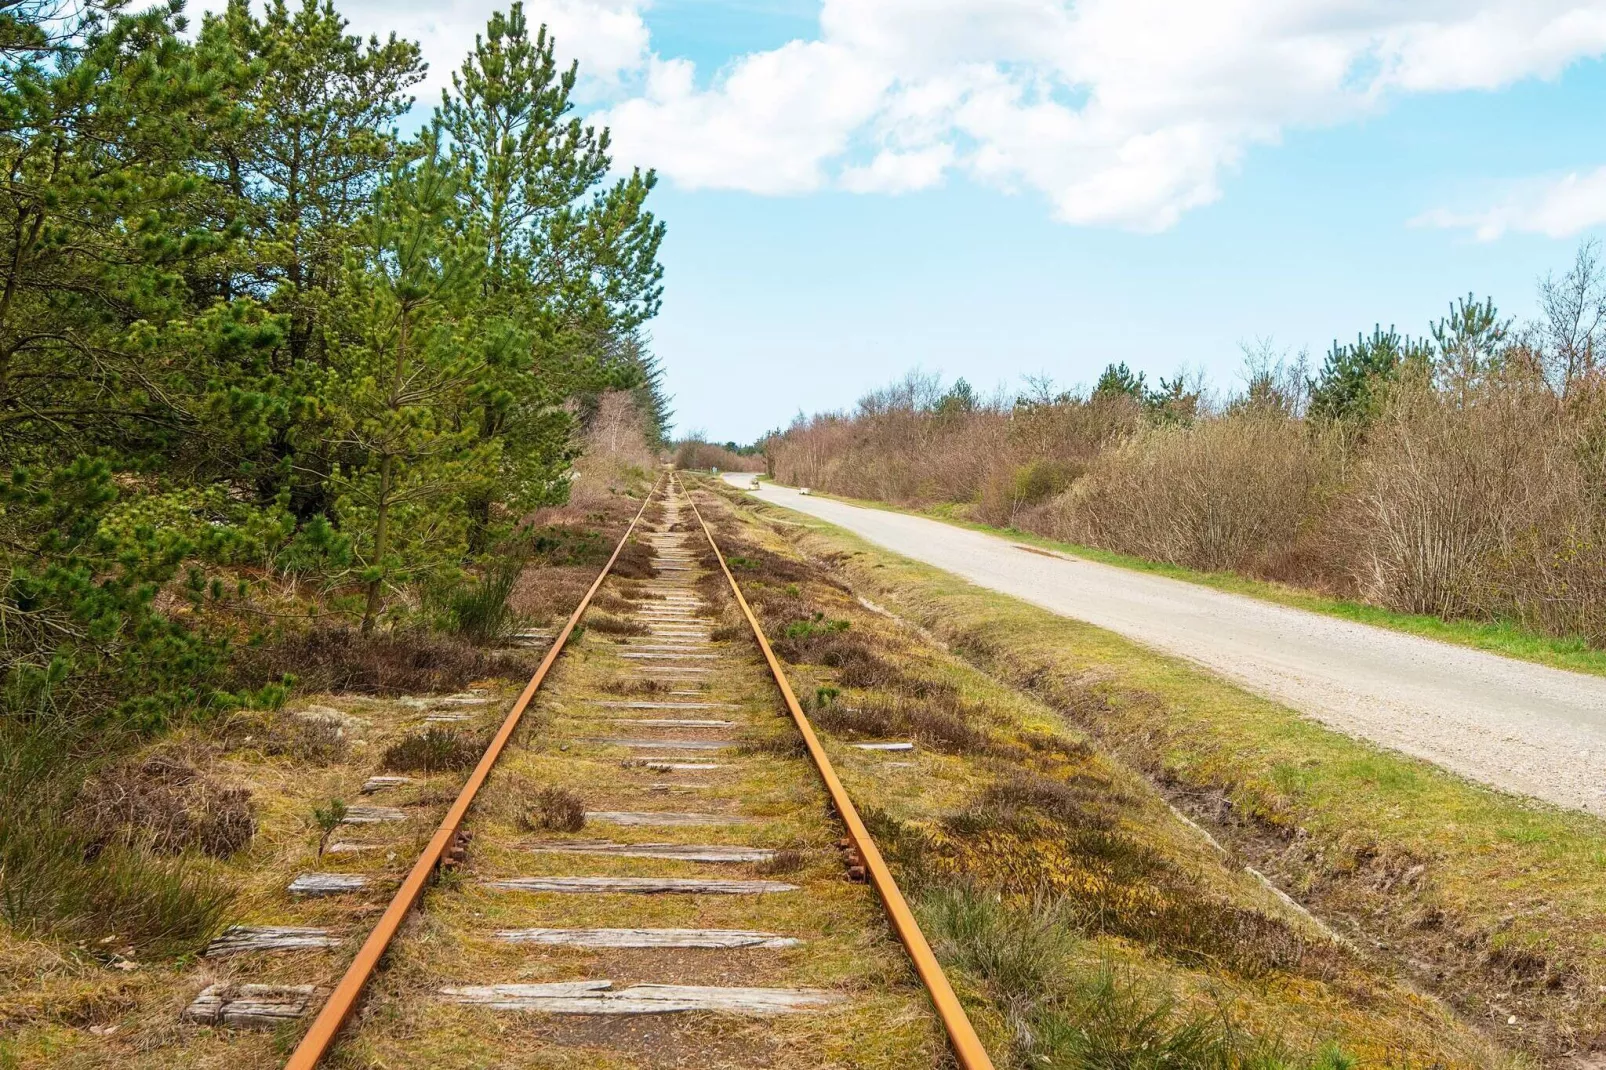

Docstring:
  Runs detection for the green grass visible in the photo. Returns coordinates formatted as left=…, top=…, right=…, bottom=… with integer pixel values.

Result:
left=752, top=502, right=1606, bottom=1055
left=764, top=485, right=1606, bottom=679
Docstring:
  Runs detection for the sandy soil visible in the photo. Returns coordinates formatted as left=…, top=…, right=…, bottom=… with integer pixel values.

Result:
left=724, top=476, right=1606, bottom=816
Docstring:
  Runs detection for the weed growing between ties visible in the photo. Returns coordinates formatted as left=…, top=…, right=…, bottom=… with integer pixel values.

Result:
left=683, top=478, right=1511, bottom=1068
left=382, top=728, right=483, bottom=773
left=585, top=612, right=649, bottom=636
left=523, top=786, right=586, bottom=832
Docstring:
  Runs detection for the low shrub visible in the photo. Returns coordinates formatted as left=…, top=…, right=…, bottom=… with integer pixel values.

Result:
left=592, top=589, right=635, bottom=614
left=609, top=536, right=658, bottom=580
left=586, top=612, right=647, bottom=636
left=73, top=751, right=255, bottom=859
left=382, top=728, right=481, bottom=773
left=527, top=786, right=585, bottom=831
left=230, top=626, right=534, bottom=696
left=526, top=524, right=610, bottom=567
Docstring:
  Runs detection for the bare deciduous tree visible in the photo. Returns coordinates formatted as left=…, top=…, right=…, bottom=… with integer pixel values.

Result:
left=1538, top=239, right=1606, bottom=398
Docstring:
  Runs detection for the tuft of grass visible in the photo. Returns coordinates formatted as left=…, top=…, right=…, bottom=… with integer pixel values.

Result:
left=228, top=711, right=349, bottom=765
left=382, top=728, right=481, bottom=774
left=443, top=554, right=528, bottom=646
left=923, top=888, right=1355, bottom=1070
left=0, top=723, right=233, bottom=956
left=525, top=786, right=585, bottom=832
left=601, top=677, right=669, bottom=695
left=754, top=848, right=808, bottom=875
left=73, top=751, right=256, bottom=860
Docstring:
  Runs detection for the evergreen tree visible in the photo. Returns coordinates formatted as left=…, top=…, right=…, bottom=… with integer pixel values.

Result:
left=1309, top=325, right=1431, bottom=423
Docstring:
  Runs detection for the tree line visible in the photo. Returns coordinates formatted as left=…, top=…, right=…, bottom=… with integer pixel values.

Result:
left=766, top=241, right=1606, bottom=645
left=0, top=0, right=668, bottom=728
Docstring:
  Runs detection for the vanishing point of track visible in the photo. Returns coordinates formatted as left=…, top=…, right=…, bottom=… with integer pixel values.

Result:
left=282, top=474, right=995, bottom=1070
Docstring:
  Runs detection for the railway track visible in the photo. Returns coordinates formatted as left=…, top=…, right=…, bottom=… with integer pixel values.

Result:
left=278, top=475, right=994, bottom=1069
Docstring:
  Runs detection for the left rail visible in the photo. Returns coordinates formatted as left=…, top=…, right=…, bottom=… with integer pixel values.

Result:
left=283, top=478, right=661, bottom=1070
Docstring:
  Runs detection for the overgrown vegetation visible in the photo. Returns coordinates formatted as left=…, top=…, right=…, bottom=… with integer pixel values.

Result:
left=523, top=785, right=587, bottom=832
left=673, top=435, right=766, bottom=472
left=766, top=245, right=1606, bottom=650
left=382, top=728, right=482, bottom=774
left=690, top=482, right=1500, bottom=1066
left=0, top=0, right=666, bottom=953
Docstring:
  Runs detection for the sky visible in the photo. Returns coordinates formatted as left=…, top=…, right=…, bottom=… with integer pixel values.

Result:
left=274, top=0, right=1606, bottom=442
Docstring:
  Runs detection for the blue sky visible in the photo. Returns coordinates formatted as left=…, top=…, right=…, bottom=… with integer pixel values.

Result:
left=648, top=56, right=1606, bottom=440
left=316, top=0, right=1606, bottom=442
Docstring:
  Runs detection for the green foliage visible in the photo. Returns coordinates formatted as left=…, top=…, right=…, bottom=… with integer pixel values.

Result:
left=1309, top=325, right=1431, bottom=423
left=1010, top=459, right=1076, bottom=507
left=936, top=377, right=978, bottom=415
left=0, top=0, right=668, bottom=711
left=1093, top=363, right=1198, bottom=425
left=312, top=797, right=347, bottom=857
left=782, top=612, right=851, bottom=641
left=0, top=0, right=666, bottom=949
left=1431, top=292, right=1510, bottom=388
left=443, top=552, right=528, bottom=645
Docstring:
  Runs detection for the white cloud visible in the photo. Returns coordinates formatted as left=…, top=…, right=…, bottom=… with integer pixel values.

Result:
left=536, top=0, right=650, bottom=87
left=840, top=145, right=956, bottom=193
left=1416, top=168, right=1606, bottom=240
left=205, top=0, right=1606, bottom=229
left=189, top=0, right=651, bottom=105
left=597, top=43, right=891, bottom=194
left=588, top=0, right=1606, bottom=229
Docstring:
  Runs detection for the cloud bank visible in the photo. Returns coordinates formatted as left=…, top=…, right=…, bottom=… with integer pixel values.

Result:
left=251, top=0, right=1606, bottom=232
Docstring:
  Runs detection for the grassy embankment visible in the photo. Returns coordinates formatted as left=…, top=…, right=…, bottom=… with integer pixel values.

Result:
left=707, top=476, right=1606, bottom=1062
left=0, top=482, right=653, bottom=1069
left=689, top=477, right=1534, bottom=1069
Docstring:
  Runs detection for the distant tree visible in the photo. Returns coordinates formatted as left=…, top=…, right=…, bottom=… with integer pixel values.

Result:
left=1309, top=325, right=1430, bottom=423
left=1431, top=293, right=1509, bottom=393
left=1145, top=374, right=1199, bottom=426
left=1094, top=362, right=1148, bottom=400
left=1537, top=240, right=1606, bottom=398
left=935, top=377, right=977, bottom=415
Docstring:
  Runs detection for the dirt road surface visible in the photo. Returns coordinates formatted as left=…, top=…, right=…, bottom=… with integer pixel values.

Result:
left=722, top=475, right=1606, bottom=815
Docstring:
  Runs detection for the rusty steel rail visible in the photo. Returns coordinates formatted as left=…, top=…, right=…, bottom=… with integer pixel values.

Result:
left=283, top=478, right=661, bottom=1070
left=678, top=475, right=998, bottom=1070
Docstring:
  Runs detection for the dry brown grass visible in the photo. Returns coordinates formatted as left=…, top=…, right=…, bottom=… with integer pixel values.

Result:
left=381, top=727, right=483, bottom=773
left=1045, top=412, right=1340, bottom=574
left=72, top=751, right=255, bottom=860
left=522, top=786, right=586, bottom=831
left=230, top=625, right=534, bottom=695
left=584, top=611, right=648, bottom=636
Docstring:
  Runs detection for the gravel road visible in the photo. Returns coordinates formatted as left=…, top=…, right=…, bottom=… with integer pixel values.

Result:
left=722, top=475, right=1606, bottom=815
